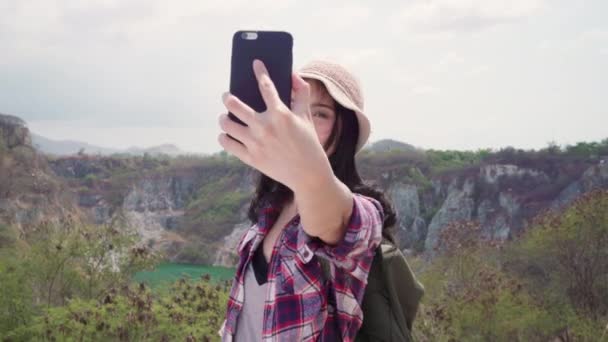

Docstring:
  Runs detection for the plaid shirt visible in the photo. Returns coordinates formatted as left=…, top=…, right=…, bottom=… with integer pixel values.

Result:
left=219, top=193, right=384, bottom=341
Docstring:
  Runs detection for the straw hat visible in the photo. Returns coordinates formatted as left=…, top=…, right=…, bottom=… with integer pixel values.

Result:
left=297, top=60, right=370, bottom=154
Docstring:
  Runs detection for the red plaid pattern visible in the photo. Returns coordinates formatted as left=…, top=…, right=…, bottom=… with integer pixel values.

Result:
left=219, top=193, right=384, bottom=341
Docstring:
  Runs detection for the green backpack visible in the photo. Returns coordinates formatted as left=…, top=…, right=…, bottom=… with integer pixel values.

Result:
left=320, top=239, right=425, bottom=341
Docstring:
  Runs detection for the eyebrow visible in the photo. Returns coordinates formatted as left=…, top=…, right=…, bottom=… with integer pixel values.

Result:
left=312, top=103, right=335, bottom=111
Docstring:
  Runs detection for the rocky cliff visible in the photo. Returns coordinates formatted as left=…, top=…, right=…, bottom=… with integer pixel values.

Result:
left=2, top=113, right=607, bottom=267
left=206, top=144, right=607, bottom=265
left=1, top=113, right=82, bottom=235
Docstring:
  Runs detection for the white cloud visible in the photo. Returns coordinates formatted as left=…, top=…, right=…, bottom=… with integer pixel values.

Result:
left=538, top=38, right=578, bottom=53
left=2, top=0, right=606, bottom=155
left=580, top=28, right=608, bottom=55
left=538, top=28, right=608, bottom=54
left=579, top=28, right=608, bottom=42
left=0, top=0, right=298, bottom=52
left=390, top=0, right=545, bottom=35
left=410, top=85, right=440, bottom=95
left=467, top=65, right=490, bottom=77
left=306, top=47, right=388, bottom=71
left=432, top=52, right=466, bottom=72
left=310, top=4, right=371, bottom=30
left=380, top=66, right=440, bottom=96
left=340, top=49, right=386, bottom=68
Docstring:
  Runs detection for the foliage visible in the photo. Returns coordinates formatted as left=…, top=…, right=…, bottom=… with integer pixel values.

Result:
left=83, top=173, right=98, bottom=188
left=4, top=135, right=608, bottom=340
left=414, top=221, right=560, bottom=341
left=23, top=218, right=161, bottom=307
left=0, top=242, right=36, bottom=337
left=426, top=149, right=490, bottom=174
left=0, top=129, right=6, bottom=156
left=0, top=215, right=231, bottom=341
left=0, top=217, right=162, bottom=339
left=357, top=138, right=608, bottom=185
left=413, top=188, right=608, bottom=341
left=561, top=139, right=608, bottom=158
left=5, top=277, right=229, bottom=341
left=180, top=163, right=250, bottom=244
left=0, top=223, right=17, bottom=248
left=407, top=166, right=432, bottom=190
left=175, top=242, right=215, bottom=265
left=505, top=189, right=608, bottom=320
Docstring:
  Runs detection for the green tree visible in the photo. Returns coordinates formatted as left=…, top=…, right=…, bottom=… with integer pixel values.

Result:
left=414, top=221, right=559, bottom=341
left=0, top=216, right=163, bottom=339
left=507, top=189, right=608, bottom=321
left=10, top=276, right=229, bottom=341
left=0, top=129, right=6, bottom=156
left=24, top=217, right=161, bottom=308
left=0, top=231, right=36, bottom=337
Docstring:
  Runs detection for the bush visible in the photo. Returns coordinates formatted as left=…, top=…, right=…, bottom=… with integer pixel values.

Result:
left=0, top=247, right=36, bottom=338
left=176, top=242, right=214, bottom=265
left=413, top=205, right=608, bottom=341
left=426, top=149, right=488, bottom=174
left=0, top=129, right=6, bottom=156
left=506, top=189, right=608, bottom=321
left=415, top=251, right=558, bottom=341
left=84, top=173, right=98, bottom=187
left=0, top=223, right=17, bottom=248
left=5, top=276, right=229, bottom=341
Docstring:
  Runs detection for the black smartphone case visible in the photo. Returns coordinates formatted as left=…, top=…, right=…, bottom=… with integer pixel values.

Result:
left=228, top=31, right=293, bottom=127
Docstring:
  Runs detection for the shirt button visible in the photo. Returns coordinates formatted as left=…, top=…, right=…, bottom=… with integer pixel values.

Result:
left=303, top=250, right=310, bottom=258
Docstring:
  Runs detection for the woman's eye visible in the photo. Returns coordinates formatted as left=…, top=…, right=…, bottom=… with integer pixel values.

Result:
left=313, top=112, right=327, bottom=119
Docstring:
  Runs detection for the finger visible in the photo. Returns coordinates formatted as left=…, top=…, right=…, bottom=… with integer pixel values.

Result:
left=218, top=133, right=251, bottom=165
left=253, top=59, right=282, bottom=111
left=218, top=113, right=253, bottom=146
left=223, top=92, right=256, bottom=126
left=291, top=73, right=311, bottom=118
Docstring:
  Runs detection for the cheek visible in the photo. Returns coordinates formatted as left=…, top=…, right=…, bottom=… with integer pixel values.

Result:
left=313, top=119, right=334, bottom=144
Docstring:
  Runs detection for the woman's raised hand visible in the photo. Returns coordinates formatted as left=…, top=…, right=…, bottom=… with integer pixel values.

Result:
left=218, top=59, right=333, bottom=192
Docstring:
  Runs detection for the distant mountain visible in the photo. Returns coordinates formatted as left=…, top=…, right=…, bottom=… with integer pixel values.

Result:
left=365, top=139, right=418, bottom=153
left=31, top=133, right=120, bottom=155
left=124, top=144, right=183, bottom=156
left=30, top=132, right=189, bottom=157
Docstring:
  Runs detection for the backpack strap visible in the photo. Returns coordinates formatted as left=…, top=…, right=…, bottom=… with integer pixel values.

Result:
left=319, top=239, right=421, bottom=342
left=380, top=243, right=424, bottom=339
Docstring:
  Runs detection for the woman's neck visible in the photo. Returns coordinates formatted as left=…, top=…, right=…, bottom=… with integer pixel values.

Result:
left=283, top=196, right=298, bottom=216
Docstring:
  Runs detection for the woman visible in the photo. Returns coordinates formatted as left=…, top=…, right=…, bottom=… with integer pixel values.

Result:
left=217, top=59, right=396, bottom=341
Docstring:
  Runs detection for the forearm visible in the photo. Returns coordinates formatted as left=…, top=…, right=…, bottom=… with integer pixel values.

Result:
left=293, top=172, right=354, bottom=245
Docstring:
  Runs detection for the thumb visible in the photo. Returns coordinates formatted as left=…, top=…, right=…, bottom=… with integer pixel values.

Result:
left=291, top=73, right=311, bottom=118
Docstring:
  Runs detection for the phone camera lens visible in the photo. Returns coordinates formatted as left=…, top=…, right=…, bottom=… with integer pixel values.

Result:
left=241, top=32, right=258, bottom=40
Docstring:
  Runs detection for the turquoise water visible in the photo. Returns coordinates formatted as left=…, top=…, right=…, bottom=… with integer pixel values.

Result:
left=133, top=263, right=235, bottom=290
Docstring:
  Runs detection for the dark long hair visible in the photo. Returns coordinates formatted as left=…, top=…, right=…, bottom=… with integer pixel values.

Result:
left=246, top=97, right=396, bottom=243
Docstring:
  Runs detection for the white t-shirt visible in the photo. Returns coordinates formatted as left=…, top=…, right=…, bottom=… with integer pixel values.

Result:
left=234, top=262, right=267, bottom=341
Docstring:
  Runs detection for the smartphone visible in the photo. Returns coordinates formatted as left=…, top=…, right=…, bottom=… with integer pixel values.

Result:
left=228, top=30, right=293, bottom=130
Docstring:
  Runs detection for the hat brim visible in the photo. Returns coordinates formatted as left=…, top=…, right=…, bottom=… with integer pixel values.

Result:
left=298, top=71, right=370, bottom=154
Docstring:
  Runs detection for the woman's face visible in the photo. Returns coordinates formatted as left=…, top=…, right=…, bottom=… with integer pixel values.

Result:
left=292, top=79, right=339, bottom=156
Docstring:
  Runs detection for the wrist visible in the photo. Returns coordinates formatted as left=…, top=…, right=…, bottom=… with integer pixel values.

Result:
left=291, top=162, right=336, bottom=197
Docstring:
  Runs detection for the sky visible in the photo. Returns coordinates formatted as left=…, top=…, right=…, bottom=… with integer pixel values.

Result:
left=1, top=0, right=607, bottom=155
